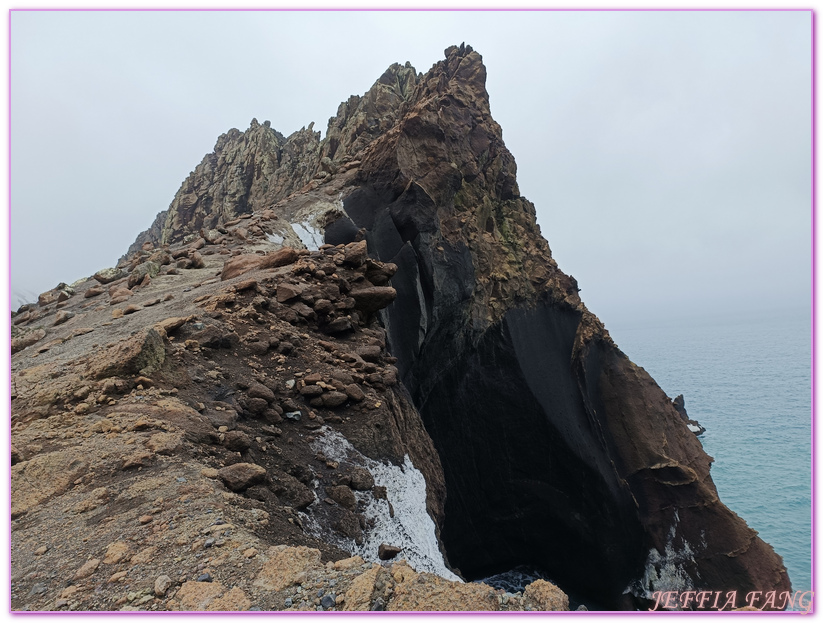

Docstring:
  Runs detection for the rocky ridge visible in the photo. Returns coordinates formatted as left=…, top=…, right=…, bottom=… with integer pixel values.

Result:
left=12, top=44, right=790, bottom=610
left=11, top=228, right=568, bottom=611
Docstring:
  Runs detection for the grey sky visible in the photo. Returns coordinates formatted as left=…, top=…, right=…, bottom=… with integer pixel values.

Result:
left=10, top=10, right=812, bottom=328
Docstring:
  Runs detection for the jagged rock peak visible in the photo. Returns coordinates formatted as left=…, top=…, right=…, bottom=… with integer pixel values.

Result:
left=22, top=43, right=792, bottom=611
left=128, top=44, right=496, bottom=253
left=125, top=118, right=322, bottom=254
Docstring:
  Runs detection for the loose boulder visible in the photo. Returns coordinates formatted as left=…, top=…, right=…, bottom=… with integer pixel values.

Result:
left=350, top=287, right=396, bottom=314
left=218, top=463, right=267, bottom=491
left=93, top=268, right=125, bottom=284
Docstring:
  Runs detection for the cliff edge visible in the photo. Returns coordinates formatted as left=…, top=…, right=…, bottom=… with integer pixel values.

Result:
left=12, top=44, right=789, bottom=611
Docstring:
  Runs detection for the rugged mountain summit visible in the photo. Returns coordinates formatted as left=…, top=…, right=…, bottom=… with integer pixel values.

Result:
left=12, top=44, right=790, bottom=611
left=333, top=44, right=790, bottom=608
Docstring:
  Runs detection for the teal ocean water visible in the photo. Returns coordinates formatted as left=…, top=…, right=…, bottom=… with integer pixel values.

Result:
left=609, top=311, right=812, bottom=594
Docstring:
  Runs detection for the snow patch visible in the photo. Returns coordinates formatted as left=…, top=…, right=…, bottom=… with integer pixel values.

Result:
left=267, top=232, right=284, bottom=245
left=291, top=221, right=324, bottom=251
left=306, top=427, right=459, bottom=581
left=625, top=510, right=698, bottom=603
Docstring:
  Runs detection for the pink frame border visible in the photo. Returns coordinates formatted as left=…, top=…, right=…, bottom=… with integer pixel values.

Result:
left=5, top=6, right=816, bottom=616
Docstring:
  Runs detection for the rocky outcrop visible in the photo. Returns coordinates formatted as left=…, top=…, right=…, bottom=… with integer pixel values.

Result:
left=13, top=44, right=790, bottom=611
left=126, top=42, right=787, bottom=608
left=10, top=229, right=462, bottom=610
left=333, top=44, right=790, bottom=608
left=126, top=119, right=324, bottom=253
left=10, top=231, right=569, bottom=612
left=673, top=394, right=706, bottom=435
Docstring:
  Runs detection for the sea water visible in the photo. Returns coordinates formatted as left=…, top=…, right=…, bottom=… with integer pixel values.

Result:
left=608, top=311, right=812, bottom=595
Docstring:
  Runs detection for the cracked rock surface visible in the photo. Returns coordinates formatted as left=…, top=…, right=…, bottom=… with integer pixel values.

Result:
left=12, top=43, right=789, bottom=611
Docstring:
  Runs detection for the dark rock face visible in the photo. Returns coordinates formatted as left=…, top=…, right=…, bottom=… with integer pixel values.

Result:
left=673, top=393, right=706, bottom=436
left=331, top=44, right=790, bottom=608
left=411, top=302, right=648, bottom=603
left=122, top=43, right=790, bottom=610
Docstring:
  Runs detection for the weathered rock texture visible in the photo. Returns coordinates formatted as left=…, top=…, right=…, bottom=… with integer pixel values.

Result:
left=11, top=238, right=460, bottom=611
left=336, top=43, right=791, bottom=609
left=127, top=121, right=323, bottom=253
left=13, top=44, right=790, bottom=611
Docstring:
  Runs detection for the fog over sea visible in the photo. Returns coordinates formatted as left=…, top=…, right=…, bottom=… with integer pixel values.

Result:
left=609, top=310, right=812, bottom=595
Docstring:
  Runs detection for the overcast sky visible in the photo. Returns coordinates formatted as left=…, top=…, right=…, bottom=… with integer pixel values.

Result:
left=9, top=9, right=812, bottom=328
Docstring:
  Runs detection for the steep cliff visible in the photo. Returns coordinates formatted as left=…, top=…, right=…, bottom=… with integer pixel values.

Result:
left=107, top=44, right=787, bottom=609
left=324, top=44, right=790, bottom=608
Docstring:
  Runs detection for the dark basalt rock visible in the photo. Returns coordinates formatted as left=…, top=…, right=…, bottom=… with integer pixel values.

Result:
left=120, top=42, right=790, bottom=611
left=378, top=543, right=402, bottom=560
left=673, top=394, right=689, bottom=420
left=336, top=44, right=790, bottom=609
left=673, top=394, right=706, bottom=436
left=324, top=215, right=361, bottom=246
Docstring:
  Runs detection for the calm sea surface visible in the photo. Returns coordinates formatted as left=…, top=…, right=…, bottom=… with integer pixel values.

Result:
left=608, top=312, right=812, bottom=594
